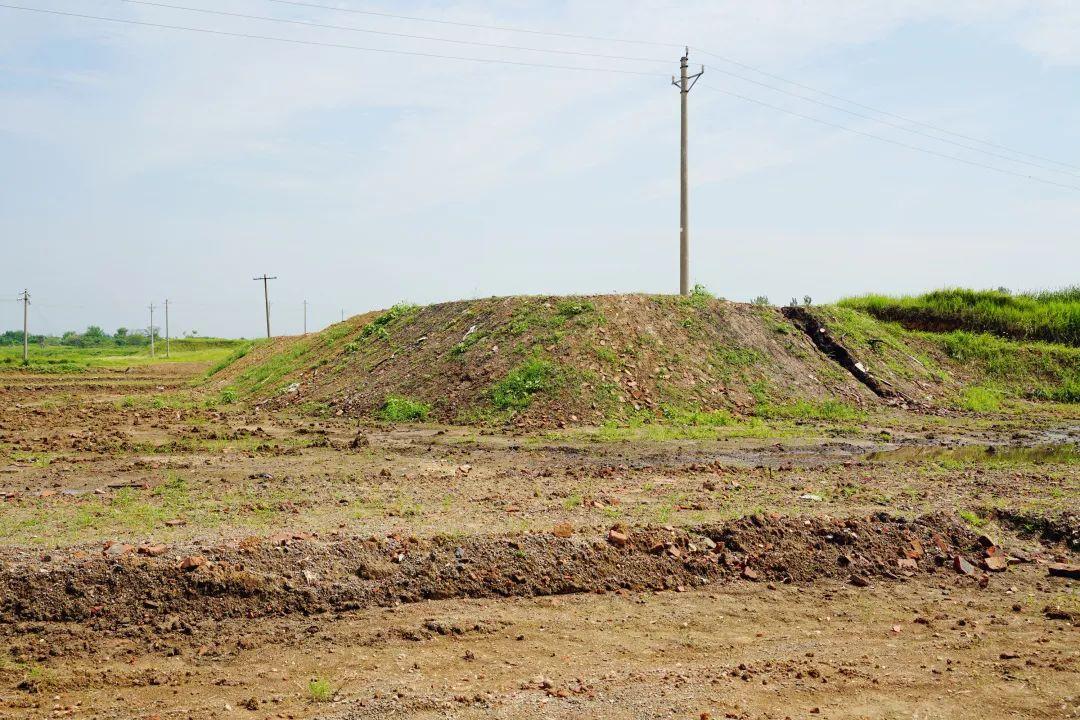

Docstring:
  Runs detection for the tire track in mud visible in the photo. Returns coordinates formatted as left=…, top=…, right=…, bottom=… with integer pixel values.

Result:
left=0, top=513, right=1000, bottom=629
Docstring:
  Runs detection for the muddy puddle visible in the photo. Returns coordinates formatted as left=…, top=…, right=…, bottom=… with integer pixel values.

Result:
left=865, top=442, right=1078, bottom=464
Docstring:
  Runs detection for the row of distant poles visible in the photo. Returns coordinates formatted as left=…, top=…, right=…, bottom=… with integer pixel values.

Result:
left=253, top=275, right=345, bottom=340
left=13, top=283, right=343, bottom=364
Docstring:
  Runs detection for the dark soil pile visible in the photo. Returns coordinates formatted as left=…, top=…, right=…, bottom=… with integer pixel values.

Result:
left=0, top=513, right=994, bottom=630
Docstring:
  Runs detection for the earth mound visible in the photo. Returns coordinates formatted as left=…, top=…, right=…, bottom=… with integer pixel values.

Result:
left=207, top=294, right=966, bottom=426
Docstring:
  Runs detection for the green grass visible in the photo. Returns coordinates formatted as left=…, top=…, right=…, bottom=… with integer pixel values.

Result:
left=840, top=287, right=1080, bottom=346
left=359, top=303, right=417, bottom=341
left=958, top=509, right=987, bottom=528
left=0, top=476, right=311, bottom=546
left=755, top=398, right=863, bottom=421
left=204, top=341, right=253, bottom=377
left=307, top=678, right=334, bottom=702
left=377, top=395, right=430, bottom=422
left=935, top=331, right=1080, bottom=403
left=956, top=385, right=1004, bottom=412
left=0, top=340, right=247, bottom=372
left=491, top=358, right=559, bottom=410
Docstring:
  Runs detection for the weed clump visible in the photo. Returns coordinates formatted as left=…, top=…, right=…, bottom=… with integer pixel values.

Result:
left=307, top=678, right=333, bottom=702
left=377, top=396, right=430, bottom=422
left=491, top=359, right=558, bottom=410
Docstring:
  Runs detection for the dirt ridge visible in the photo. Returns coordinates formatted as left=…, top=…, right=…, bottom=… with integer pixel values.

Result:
left=1, top=513, right=987, bottom=629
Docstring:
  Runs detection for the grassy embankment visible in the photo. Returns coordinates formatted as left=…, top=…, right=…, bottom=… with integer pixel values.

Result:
left=838, top=288, right=1080, bottom=407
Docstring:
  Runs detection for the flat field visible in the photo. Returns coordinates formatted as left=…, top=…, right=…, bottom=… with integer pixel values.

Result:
left=0, top=356, right=1077, bottom=719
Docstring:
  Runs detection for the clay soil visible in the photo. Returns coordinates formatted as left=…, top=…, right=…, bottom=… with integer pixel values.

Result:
left=1, top=363, right=1078, bottom=720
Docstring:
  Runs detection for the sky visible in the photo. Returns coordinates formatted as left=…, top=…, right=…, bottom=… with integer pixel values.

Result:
left=1, top=0, right=1078, bottom=338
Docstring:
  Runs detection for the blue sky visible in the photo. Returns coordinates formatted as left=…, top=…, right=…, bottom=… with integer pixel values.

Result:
left=2, top=1, right=1078, bottom=338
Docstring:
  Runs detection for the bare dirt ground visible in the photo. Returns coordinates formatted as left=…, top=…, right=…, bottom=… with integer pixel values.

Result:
left=1, top=363, right=1077, bottom=719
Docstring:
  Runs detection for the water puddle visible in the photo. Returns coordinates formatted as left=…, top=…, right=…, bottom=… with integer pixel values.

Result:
left=865, top=443, right=1078, bottom=465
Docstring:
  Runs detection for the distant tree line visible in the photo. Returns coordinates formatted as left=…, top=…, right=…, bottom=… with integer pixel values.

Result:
left=0, top=326, right=158, bottom=348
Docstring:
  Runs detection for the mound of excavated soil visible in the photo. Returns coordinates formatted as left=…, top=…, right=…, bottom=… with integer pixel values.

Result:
left=209, top=295, right=953, bottom=426
left=0, top=513, right=994, bottom=629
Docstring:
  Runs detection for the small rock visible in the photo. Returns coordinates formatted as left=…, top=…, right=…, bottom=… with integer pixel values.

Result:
left=179, top=555, right=206, bottom=572
left=742, top=567, right=759, bottom=581
left=983, top=555, right=1008, bottom=572
left=1047, top=563, right=1080, bottom=580
left=952, top=556, right=976, bottom=576
left=139, top=544, right=167, bottom=557
left=607, top=529, right=629, bottom=547
left=551, top=523, right=573, bottom=539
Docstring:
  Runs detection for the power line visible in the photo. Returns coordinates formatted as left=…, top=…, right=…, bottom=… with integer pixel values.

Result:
left=257, top=0, right=678, bottom=48
left=252, top=0, right=1078, bottom=173
left=697, top=83, right=1080, bottom=192
left=702, top=65, right=1080, bottom=178
left=118, top=0, right=670, bottom=65
left=6, top=3, right=1075, bottom=192
left=0, top=4, right=666, bottom=77
left=691, top=47, right=1080, bottom=174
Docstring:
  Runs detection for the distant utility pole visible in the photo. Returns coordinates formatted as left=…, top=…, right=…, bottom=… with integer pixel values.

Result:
left=340, top=309, right=344, bottom=323
left=148, top=303, right=156, bottom=358
left=253, top=274, right=277, bottom=338
left=303, top=300, right=308, bottom=336
left=19, top=289, right=30, bottom=364
left=672, top=48, right=704, bottom=296
left=164, top=299, right=171, bottom=358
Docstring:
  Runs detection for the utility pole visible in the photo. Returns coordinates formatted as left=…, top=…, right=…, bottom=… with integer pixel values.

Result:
left=340, top=309, right=344, bottom=323
left=303, top=300, right=308, bottom=336
left=19, top=289, right=29, bottom=365
left=253, top=274, right=277, bottom=338
left=672, top=48, right=704, bottom=296
left=164, top=299, right=171, bottom=358
left=148, top=303, right=156, bottom=358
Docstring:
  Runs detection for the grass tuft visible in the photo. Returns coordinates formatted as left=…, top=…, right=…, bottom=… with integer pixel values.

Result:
left=377, top=396, right=430, bottom=422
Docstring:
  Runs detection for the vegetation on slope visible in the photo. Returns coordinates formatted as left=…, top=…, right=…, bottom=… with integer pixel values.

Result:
left=820, top=304, right=1080, bottom=407
left=839, top=287, right=1080, bottom=346
left=208, top=294, right=878, bottom=427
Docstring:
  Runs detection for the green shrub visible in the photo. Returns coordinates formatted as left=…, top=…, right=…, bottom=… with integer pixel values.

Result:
left=307, top=678, right=333, bottom=702
left=377, top=395, right=430, bottom=422
left=359, top=303, right=417, bottom=340
left=491, top=359, right=558, bottom=410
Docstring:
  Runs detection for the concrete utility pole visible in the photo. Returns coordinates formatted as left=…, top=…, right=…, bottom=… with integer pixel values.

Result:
left=148, top=303, right=156, bottom=358
left=164, top=299, right=171, bottom=358
left=672, top=48, right=704, bottom=296
left=303, top=300, right=308, bottom=336
left=19, top=289, right=29, bottom=365
left=253, top=274, right=277, bottom=338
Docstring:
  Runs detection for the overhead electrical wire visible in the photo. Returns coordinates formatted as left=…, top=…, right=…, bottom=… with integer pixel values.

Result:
left=257, top=0, right=677, bottom=48
left=244, top=0, right=1080, bottom=173
left=118, top=0, right=670, bottom=64
left=697, top=83, right=1080, bottom=192
left=690, top=46, right=1080, bottom=173
left=0, top=4, right=667, bottom=76
left=703, top=65, right=1080, bottom=178
left=2, top=2, right=1076, bottom=191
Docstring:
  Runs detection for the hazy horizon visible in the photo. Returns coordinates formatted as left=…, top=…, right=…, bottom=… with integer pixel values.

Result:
left=3, top=1, right=1079, bottom=339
